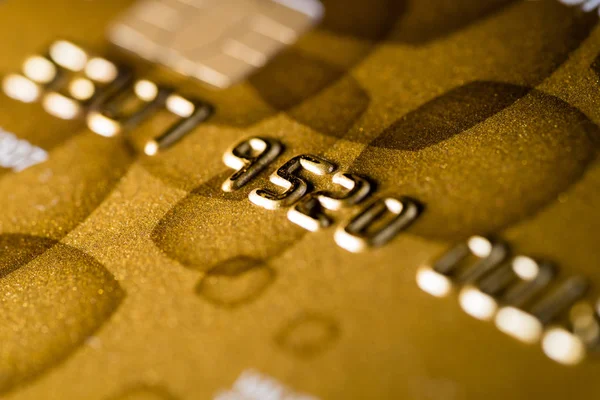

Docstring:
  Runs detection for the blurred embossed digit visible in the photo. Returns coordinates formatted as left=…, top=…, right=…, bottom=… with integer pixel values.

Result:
left=416, top=236, right=509, bottom=298
left=418, top=236, right=600, bottom=365
left=3, top=40, right=131, bottom=120
left=87, top=78, right=213, bottom=155
left=459, top=256, right=555, bottom=322
left=87, top=79, right=171, bottom=138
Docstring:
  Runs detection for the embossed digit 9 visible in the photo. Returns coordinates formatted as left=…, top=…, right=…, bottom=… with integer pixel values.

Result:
left=222, top=137, right=283, bottom=192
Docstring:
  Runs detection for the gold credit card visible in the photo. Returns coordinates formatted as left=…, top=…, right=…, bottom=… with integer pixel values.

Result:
left=1, top=0, right=600, bottom=398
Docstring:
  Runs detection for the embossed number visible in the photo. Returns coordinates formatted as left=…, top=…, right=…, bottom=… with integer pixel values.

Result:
left=249, top=154, right=336, bottom=210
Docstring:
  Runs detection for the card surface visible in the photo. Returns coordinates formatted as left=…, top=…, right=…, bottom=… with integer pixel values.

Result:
left=0, top=0, right=599, bottom=399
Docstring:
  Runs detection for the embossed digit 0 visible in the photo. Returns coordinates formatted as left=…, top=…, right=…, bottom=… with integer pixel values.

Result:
left=334, top=197, right=420, bottom=253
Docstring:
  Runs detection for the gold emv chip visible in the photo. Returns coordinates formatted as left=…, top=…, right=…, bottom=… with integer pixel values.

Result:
left=108, top=0, right=324, bottom=88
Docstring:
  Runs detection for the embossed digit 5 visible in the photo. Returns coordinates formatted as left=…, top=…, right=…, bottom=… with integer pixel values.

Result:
left=249, top=154, right=336, bottom=210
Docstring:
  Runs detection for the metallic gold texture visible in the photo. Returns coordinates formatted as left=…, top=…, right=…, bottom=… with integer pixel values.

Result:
left=0, top=1, right=599, bottom=399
